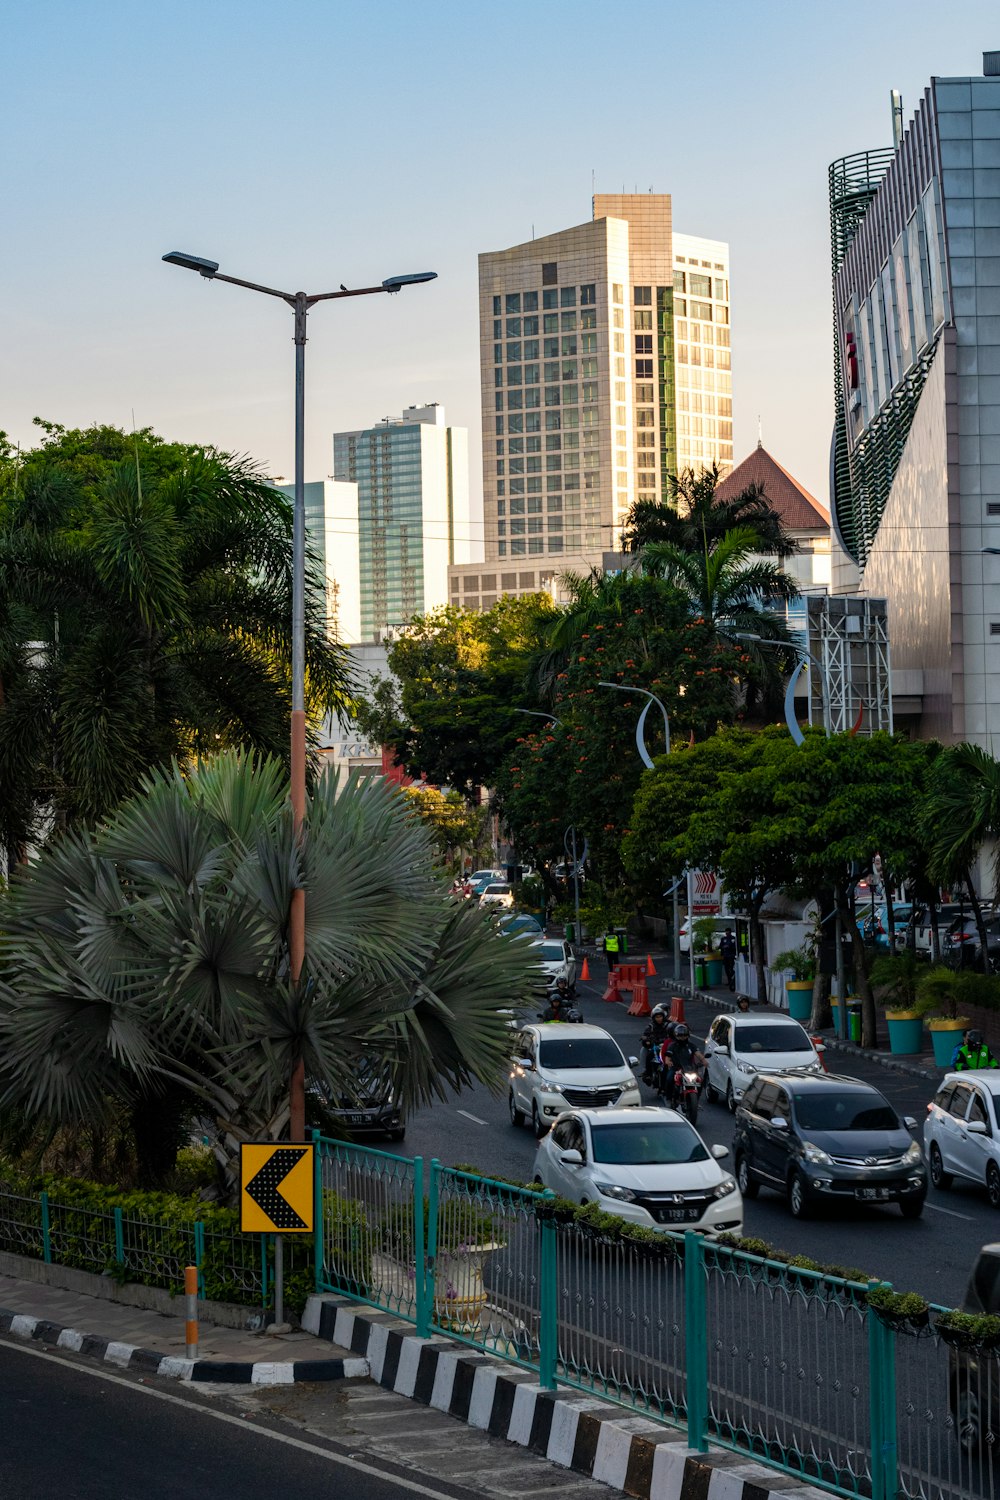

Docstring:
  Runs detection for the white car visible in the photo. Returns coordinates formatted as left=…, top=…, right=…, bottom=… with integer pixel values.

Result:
left=531, top=937, right=577, bottom=991
left=509, top=1023, right=641, bottom=1138
left=925, top=1071, right=1000, bottom=1208
left=532, top=1106, right=743, bottom=1235
left=679, top=916, right=735, bottom=954
left=704, top=1013, right=822, bottom=1112
left=479, top=882, right=514, bottom=910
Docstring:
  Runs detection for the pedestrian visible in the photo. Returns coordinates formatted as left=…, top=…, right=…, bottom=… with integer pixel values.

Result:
left=604, top=928, right=620, bottom=974
left=952, top=1028, right=1000, bottom=1071
left=719, top=929, right=737, bottom=991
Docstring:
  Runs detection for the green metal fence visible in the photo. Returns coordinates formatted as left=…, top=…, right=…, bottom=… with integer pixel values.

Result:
left=314, top=1137, right=998, bottom=1500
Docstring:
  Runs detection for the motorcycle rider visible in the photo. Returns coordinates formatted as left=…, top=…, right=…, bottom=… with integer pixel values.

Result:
left=641, top=1005, right=672, bottom=1087
left=538, top=984, right=581, bottom=1023
left=953, top=1027, right=1000, bottom=1071
left=659, top=1022, right=706, bottom=1106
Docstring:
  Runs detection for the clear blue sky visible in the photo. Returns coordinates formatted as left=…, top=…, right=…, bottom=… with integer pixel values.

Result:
left=2, top=0, right=996, bottom=541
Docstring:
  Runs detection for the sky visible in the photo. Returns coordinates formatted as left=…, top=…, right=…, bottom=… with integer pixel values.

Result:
left=2, top=0, right=997, bottom=550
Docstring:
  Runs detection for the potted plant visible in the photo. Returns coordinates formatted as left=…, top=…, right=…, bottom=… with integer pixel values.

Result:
left=934, top=1309, right=1000, bottom=1351
left=866, top=1285, right=930, bottom=1334
left=772, top=945, right=816, bottom=1023
left=870, top=949, right=925, bottom=1055
left=914, top=966, right=970, bottom=1067
left=379, top=1197, right=501, bottom=1334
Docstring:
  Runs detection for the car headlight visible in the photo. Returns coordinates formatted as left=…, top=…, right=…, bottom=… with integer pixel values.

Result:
left=736, top=1061, right=756, bottom=1075
left=712, top=1176, right=738, bottom=1199
left=595, top=1182, right=636, bottom=1202
left=802, top=1142, right=833, bottom=1166
left=904, top=1141, right=924, bottom=1165
left=540, top=1078, right=562, bottom=1094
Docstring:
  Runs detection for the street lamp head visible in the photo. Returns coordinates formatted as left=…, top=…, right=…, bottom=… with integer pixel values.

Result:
left=381, top=271, right=437, bottom=293
left=734, top=631, right=761, bottom=642
left=162, top=251, right=219, bottom=278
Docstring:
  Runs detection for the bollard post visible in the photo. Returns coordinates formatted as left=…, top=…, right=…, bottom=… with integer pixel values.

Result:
left=538, top=1193, right=557, bottom=1390
left=40, top=1191, right=51, bottom=1264
left=184, top=1264, right=199, bottom=1359
left=684, top=1232, right=709, bottom=1451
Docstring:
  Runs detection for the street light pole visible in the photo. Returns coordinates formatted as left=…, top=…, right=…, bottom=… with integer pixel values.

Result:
left=163, top=252, right=436, bottom=1140
left=735, top=633, right=830, bottom=740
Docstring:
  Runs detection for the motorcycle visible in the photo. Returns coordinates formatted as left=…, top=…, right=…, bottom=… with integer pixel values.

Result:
left=537, top=1004, right=584, bottom=1023
left=661, top=1065, right=704, bottom=1124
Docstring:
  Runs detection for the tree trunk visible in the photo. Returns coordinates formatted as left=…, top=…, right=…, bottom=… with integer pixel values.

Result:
left=809, top=967, right=832, bottom=1031
left=966, top=869, right=989, bottom=969
left=131, top=1089, right=191, bottom=1189
left=749, top=893, right=767, bottom=1005
left=289, top=1056, right=306, bottom=1142
left=839, top=888, right=877, bottom=1047
left=884, top=880, right=895, bottom=955
left=930, top=896, right=941, bottom=962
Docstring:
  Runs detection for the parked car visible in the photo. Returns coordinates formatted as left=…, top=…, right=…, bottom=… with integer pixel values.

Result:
left=948, top=1242, right=1000, bottom=1454
left=479, top=882, right=514, bottom=910
left=925, top=1072, right=1000, bottom=1207
left=703, top=1013, right=822, bottom=1112
left=508, top=1023, right=640, bottom=1137
left=468, top=868, right=505, bottom=893
left=532, top=1106, right=743, bottom=1235
left=497, top=912, right=545, bottom=940
left=944, top=914, right=1000, bottom=971
left=733, top=1072, right=925, bottom=1219
left=311, top=1062, right=405, bottom=1142
left=530, top=937, right=577, bottom=992
left=678, top=915, right=736, bottom=954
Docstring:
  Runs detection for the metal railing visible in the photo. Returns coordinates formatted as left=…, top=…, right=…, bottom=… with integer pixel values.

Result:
left=313, top=1138, right=1000, bottom=1500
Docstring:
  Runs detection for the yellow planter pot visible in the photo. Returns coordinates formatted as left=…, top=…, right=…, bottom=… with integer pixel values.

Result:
left=925, top=1016, right=969, bottom=1067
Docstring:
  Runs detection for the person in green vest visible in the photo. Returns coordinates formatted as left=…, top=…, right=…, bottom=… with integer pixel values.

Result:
left=952, top=1028, right=1000, bottom=1071
left=604, top=929, right=620, bottom=974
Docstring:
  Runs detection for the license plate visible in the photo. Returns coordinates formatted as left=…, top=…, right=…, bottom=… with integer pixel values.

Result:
left=348, top=1113, right=368, bottom=1125
left=664, top=1208, right=700, bottom=1222
left=856, top=1186, right=891, bottom=1201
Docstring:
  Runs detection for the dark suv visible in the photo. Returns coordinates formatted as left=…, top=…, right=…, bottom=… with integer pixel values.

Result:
left=733, top=1072, right=926, bottom=1219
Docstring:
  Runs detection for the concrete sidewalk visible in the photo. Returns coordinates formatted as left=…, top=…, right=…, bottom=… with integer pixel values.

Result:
left=0, top=1272, right=366, bottom=1384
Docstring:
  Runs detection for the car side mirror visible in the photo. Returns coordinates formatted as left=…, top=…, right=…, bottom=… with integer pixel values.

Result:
left=711, top=1144, right=729, bottom=1160
left=515, top=1058, right=534, bottom=1072
left=628, top=1055, right=639, bottom=1067
left=903, top=1116, right=918, bottom=1130
left=560, top=1149, right=583, bottom=1166
left=715, top=1044, right=730, bottom=1056
left=771, top=1116, right=789, bottom=1130
left=967, top=1120, right=988, bottom=1135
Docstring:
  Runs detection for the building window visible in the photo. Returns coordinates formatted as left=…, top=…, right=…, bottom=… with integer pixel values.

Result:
left=510, top=518, right=525, bottom=534
left=495, top=440, right=504, bottom=455
left=524, top=339, right=539, bottom=358
left=562, top=336, right=577, bottom=356
left=493, top=295, right=502, bottom=314
left=544, top=360, right=559, bottom=381
left=636, top=358, right=653, bottom=379
left=496, top=459, right=505, bottom=475
left=542, top=262, right=557, bottom=286
left=526, top=434, right=541, bottom=452
left=689, top=274, right=711, bottom=297
left=494, top=343, right=502, bottom=364
left=547, top=475, right=562, bottom=491
left=506, top=293, right=521, bottom=313
left=523, top=317, right=538, bottom=337
left=543, top=288, right=558, bottom=309
left=612, top=283, right=624, bottom=303
left=508, top=365, right=522, bottom=385
left=508, top=390, right=523, bottom=409
left=690, top=300, right=713, bottom=321
left=495, top=393, right=504, bottom=411
left=562, top=361, right=578, bottom=381
left=635, top=383, right=654, bottom=402
left=495, top=417, right=504, bottom=434
left=635, top=334, right=653, bottom=354
left=524, top=363, right=539, bottom=383
left=526, top=411, right=541, bottom=431
left=634, top=309, right=653, bottom=330
left=563, top=384, right=578, bottom=404
left=508, top=415, right=523, bottom=433
left=523, top=290, right=539, bottom=311
left=511, top=539, right=526, bottom=555
left=545, top=386, right=561, bottom=406
left=580, top=283, right=596, bottom=305
left=560, top=286, right=576, bottom=307
left=543, top=315, right=558, bottom=335
left=498, top=541, right=507, bottom=556
left=497, top=480, right=505, bottom=495
left=528, top=517, right=543, bottom=533
left=581, top=309, right=597, bottom=329
left=525, top=387, right=540, bottom=407
left=497, top=521, right=506, bottom=537
left=561, top=312, right=576, bottom=332
left=634, top=285, right=652, bottom=305
left=526, top=455, right=542, bottom=473
left=547, top=493, right=563, bottom=510
left=581, top=332, right=597, bottom=354
left=497, top=499, right=505, bottom=515
left=506, top=340, right=521, bottom=360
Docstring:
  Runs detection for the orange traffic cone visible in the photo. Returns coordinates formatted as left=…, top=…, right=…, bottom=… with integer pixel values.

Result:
left=580, top=956, right=591, bottom=982
left=646, top=953, right=657, bottom=977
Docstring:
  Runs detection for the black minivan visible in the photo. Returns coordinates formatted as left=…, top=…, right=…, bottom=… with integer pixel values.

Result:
left=733, top=1072, right=926, bottom=1219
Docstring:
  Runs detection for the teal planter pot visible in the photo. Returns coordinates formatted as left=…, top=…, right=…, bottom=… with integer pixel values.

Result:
left=706, top=957, right=724, bottom=987
left=886, top=1013, right=924, bottom=1055
left=928, top=1023, right=965, bottom=1068
left=786, top=982, right=813, bottom=1022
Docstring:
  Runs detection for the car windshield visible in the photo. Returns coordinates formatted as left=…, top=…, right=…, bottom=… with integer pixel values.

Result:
left=538, top=1038, right=623, bottom=1070
left=485, top=885, right=510, bottom=895
left=791, top=1091, right=898, bottom=1131
left=539, top=942, right=565, bottom=962
left=735, top=1024, right=813, bottom=1054
left=590, top=1121, right=709, bottom=1165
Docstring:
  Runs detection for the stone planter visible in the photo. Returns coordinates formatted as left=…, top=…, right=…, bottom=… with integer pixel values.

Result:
left=786, top=981, right=813, bottom=1022
left=926, top=1016, right=969, bottom=1068
left=433, top=1242, right=502, bottom=1333
left=886, top=1010, right=924, bottom=1055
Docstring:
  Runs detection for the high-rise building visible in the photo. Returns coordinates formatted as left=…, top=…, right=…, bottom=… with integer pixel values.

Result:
left=829, top=51, right=1000, bottom=744
left=276, top=478, right=362, bottom=643
left=333, top=403, right=470, bottom=638
left=448, top=195, right=732, bottom=612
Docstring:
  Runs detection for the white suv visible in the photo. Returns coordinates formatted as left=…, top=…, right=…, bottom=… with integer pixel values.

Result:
left=925, top=1071, right=1000, bottom=1208
left=479, top=882, right=514, bottom=910
left=509, top=1023, right=641, bottom=1137
left=531, top=938, right=577, bottom=991
left=704, top=1013, right=822, bottom=1112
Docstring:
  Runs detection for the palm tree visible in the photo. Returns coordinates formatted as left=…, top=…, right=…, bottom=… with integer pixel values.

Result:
left=621, top=463, right=798, bottom=559
left=922, top=743, right=1000, bottom=957
left=0, top=753, right=539, bottom=1189
left=0, top=434, right=352, bottom=863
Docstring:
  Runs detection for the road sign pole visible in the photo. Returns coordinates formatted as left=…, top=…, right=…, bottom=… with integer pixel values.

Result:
left=274, top=1234, right=284, bottom=1326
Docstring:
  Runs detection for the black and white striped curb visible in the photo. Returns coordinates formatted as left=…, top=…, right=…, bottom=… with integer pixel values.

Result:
left=0, top=1306, right=368, bottom=1386
left=304, top=1296, right=828, bottom=1500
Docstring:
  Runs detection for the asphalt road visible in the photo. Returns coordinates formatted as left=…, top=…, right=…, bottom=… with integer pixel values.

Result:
left=0, top=1341, right=482, bottom=1500
left=401, top=967, right=998, bottom=1309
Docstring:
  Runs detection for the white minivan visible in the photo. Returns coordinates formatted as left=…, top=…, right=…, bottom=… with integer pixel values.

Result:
left=703, top=1013, right=822, bottom=1112
left=509, top=1023, right=640, bottom=1138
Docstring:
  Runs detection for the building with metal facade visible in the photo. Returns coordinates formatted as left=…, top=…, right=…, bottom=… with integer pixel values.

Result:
left=829, top=53, right=1000, bottom=745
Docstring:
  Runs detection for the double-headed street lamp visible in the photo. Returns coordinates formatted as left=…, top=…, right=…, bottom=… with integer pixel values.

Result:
left=163, top=250, right=436, bottom=1140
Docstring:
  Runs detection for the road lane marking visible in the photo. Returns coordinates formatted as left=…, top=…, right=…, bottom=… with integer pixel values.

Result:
left=457, top=1110, right=488, bottom=1125
left=923, top=1201, right=976, bottom=1221
left=0, top=1338, right=468, bottom=1499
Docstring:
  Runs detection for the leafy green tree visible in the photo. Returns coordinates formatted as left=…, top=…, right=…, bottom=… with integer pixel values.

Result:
left=921, top=743, right=1000, bottom=957
left=621, top=463, right=798, bottom=559
left=354, top=596, right=555, bottom=794
left=0, top=754, right=538, bottom=1189
left=403, top=785, right=486, bottom=866
left=0, top=421, right=349, bottom=859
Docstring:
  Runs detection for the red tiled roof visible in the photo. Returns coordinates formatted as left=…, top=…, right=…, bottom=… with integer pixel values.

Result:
left=715, top=445, right=830, bottom=532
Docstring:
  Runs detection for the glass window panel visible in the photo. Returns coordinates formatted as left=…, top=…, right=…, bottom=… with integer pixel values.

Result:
left=506, top=341, right=521, bottom=360
left=508, top=365, right=522, bottom=384
left=612, top=283, right=624, bottom=303
left=635, top=334, right=653, bottom=354
left=546, top=454, right=562, bottom=471
left=526, top=455, right=541, bottom=473
left=561, top=311, right=576, bottom=330
left=565, top=431, right=580, bottom=448
left=508, top=390, right=523, bottom=409
left=509, top=437, right=524, bottom=453
left=506, top=293, right=521, bottom=313
left=523, top=291, right=538, bottom=311
left=580, top=284, right=596, bottom=304
left=496, top=459, right=505, bottom=475
left=524, top=339, right=539, bottom=359
left=689, top=274, right=711, bottom=297
left=495, top=393, right=504, bottom=411
left=690, top=300, right=713, bottom=321
left=524, top=363, right=539, bottom=383
left=508, top=415, right=523, bottom=432
left=511, top=538, right=525, bottom=554
left=495, top=440, right=504, bottom=455
left=581, top=332, right=597, bottom=353
left=634, top=309, right=653, bottom=330
left=526, top=411, right=541, bottom=431
left=635, top=359, right=653, bottom=379
left=634, top=285, right=652, bottom=305
left=495, top=416, right=504, bottom=434
left=546, top=475, right=562, bottom=491
left=562, top=361, right=578, bottom=380
left=544, top=314, right=558, bottom=334
left=543, top=288, right=558, bottom=309
left=562, top=384, right=578, bottom=403
left=544, top=362, right=560, bottom=382
left=542, top=262, right=557, bottom=286
left=563, top=407, right=579, bottom=428
left=560, top=287, right=576, bottom=307
left=581, top=357, right=598, bottom=378
left=510, top=519, right=525, bottom=534
left=544, top=340, right=559, bottom=361
left=545, top=412, right=561, bottom=430
left=493, top=295, right=502, bottom=314
left=675, top=297, right=687, bottom=315
left=496, top=521, right=506, bottom=536
left=509, top=458, right=524, bottom=474
left=526, top=435, right=541, bottom=452
left=562, top=336, right=577, bottom=355
left=581, top=309, right=597, bottom=329
left=525, top=387, right=540, bottom=406
left=545, top=387, right=561, bottom=406
left=509, top=497, right=525, bottom=513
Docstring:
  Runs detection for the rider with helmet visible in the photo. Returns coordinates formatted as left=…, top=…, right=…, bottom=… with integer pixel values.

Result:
left=659, top=1022, right=706, bottom=1105
left=953, top=1028, right=1000, bottom=1071
left=641, top=1004, right=672, bottom=1086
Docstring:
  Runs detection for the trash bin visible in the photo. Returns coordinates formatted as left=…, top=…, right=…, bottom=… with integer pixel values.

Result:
left=694, top=961, right=706, bottom=989
left=565, top=923, right=576, bottom=943
left=614, top=926, right=629, bottom=956
left=847, top=1002, right=862, bottom=1044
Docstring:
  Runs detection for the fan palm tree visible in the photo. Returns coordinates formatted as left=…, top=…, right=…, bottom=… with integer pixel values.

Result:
left=621, top=463, right=798, bottom=559
left=0, top=432, right=351, bottom=861
left=0, top=753, right=539, bottom=1190
left=641, top=525, right=798, bottom=646
left=921, top=743, right=1000, bottom=956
